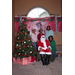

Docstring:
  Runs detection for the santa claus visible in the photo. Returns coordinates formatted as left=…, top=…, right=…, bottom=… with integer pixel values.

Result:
left=37, top=34, right=52, bottom=65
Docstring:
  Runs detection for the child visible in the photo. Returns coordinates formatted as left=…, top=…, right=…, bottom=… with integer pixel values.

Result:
left=37, top=28, right=44, bottom=41
left=48, top=36, right=58, bottom=57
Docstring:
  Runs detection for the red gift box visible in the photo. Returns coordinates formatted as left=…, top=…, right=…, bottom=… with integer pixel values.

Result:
left=31, top=56, right=36, bottom=62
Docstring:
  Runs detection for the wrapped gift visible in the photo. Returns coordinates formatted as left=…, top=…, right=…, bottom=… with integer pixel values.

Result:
left=31, top=56, right=36, bottom=62
left=13, top=57, right=18, bottom=63
left=27, top=56, right=31, bottom=64
left=22, top=58, right=28, bottom=65
left=16, top=57, right=21, bottom=64
left=13, top=56, right=35, bottom=65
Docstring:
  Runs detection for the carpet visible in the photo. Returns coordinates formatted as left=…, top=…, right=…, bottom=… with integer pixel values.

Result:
left=12, top=56, right=62, bottom=75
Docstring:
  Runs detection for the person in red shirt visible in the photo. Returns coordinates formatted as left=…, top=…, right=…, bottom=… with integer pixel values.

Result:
left=37, top=28, right=44, bottom=41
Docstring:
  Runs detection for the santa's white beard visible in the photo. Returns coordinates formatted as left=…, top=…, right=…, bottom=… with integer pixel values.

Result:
left=41, top=38, right=45, bottom=43
left=41, top=38, right=47, bottom=49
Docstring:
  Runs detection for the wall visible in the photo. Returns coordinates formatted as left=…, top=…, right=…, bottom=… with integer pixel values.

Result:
left=14, top=0, right=62, bottom=16
left=12, top=0, right=15, bottom=53
left=12, top=0, right=62, bottom=52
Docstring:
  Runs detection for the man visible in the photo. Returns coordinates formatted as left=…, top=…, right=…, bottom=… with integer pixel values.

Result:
left=37, top=34, right=52, bottom=65
left=37, top=28, right=44, bottom=41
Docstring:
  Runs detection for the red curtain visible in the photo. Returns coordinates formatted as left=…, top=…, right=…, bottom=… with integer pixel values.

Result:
left=48, top=17, right=55, bottom=31
left=57, top=17, right=62, bottom=32
left=15, top=17, right=20, bottom=33
left=14, top=16, right=62, bottom=33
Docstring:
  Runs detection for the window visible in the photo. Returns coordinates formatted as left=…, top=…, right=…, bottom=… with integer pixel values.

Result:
left=27, top=7, right=50, bottom=18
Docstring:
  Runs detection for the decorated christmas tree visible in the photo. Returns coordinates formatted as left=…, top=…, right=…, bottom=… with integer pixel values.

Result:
left=13, top=21, right=36, bottom=59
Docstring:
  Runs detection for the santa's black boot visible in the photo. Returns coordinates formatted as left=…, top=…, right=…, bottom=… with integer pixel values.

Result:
left=48, top=55, right=51, bottom=64
left=40, top=54, right=45, bottom=65
left=45, top=55, right=50, bottom=65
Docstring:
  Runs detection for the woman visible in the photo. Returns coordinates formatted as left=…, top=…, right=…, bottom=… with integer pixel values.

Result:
left=45, top=26, right=54, bottom=40
left=48, top=36, right=58, bottom=57
left=31, top=28, right=38, bottom=51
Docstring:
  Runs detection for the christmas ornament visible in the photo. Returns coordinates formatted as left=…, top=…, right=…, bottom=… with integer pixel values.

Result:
left=19, top=45, right=21, bottom=47
left=22, top=50, right=24, bottom=52
left=23, top=26, right=25, bottom=29
left=18, top=53, right=20, bottom=55
left=16, top=44, right=18, bottom=47
left=25, top=32, right=27, bottom=35
left=17, top=37, right=19, bottom=39
left=24, top=41, right=26, bottom=43
left=17, top=34, right=19, bottom=36
left=24, top=37, right=26, bottom=39
left=27, top=46, right=29, bottom=47
left=19, top=48, right=21, bottom=49
left=30, top=51, right=32, bottom=53
left=22, top=43, right=23, bottom=45
left=30, top=46, right=32, bottom=48
left=25, top=52, right=26, bottom=55
left=23, top=45, right=25, bottom=47
left=28, top=40, right=30, bottom=41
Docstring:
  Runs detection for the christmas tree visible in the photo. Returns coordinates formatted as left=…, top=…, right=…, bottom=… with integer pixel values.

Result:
left=13, top=21, right=36, bottom=59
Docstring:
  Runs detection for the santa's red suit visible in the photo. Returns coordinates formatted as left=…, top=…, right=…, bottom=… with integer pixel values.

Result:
left=37, top=35, right=52, bottom=55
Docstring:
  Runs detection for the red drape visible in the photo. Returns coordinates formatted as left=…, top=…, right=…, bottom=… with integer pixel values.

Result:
left=15, top=17, right=20, bottom=33
left=57, top=17, right=62, bottom=32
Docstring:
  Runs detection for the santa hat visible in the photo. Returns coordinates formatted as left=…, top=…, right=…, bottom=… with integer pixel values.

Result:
left=40, top=34, right=45, bottom=38
left=39, top=28, right=43, bottom=32
left=41, top=34, right=45, bottom=36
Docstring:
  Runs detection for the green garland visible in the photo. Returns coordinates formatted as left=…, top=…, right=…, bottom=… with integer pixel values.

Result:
left=15, top=17, right=62, bottom=22
left=15, top=18, right=20, bottom=22
left=24, top=19, right=29, bottom=22
left=57, top=17, right=62, bottom=22
left=31, top=19, right=37, bottom=22
left=39, top=19, right=45, bottom=21
left=48, top=17, right=54, bottom=21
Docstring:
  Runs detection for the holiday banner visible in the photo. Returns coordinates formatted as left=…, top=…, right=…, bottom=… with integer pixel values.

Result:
left=14, top=16, right=62, bottom=33
left=29, top=21, right=48, bottom=34
left=22, top=17, right=55, bottom=34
